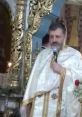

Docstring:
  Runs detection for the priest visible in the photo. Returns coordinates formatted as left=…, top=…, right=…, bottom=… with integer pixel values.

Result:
left=21, top=19, right=82, bottom=117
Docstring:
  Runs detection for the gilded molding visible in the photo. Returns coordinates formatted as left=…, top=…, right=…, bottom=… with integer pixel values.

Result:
left=10, top=0, right=54, bottom=91
left=24, top=0, right=54, bottom=80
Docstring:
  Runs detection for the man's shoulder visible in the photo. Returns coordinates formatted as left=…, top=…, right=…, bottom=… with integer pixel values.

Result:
left=66, top=46, right=81, bottom=57
left=36, top=48, right=51, bottom=61
left=39, top=48, right=51, bottom=56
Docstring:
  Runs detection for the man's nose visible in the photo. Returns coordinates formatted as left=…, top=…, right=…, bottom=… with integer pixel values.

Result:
left=53, top=37, right=57, bottom=42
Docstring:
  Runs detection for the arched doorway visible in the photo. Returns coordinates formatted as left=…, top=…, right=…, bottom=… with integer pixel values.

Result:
left=0, top=1, right=12, bottom=73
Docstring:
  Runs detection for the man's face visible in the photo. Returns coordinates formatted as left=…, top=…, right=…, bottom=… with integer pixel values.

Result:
left=49, top=28, right=66, bottom=49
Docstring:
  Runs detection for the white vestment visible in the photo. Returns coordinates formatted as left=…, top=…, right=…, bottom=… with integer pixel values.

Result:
left=22, top=46, right=82, bottom=117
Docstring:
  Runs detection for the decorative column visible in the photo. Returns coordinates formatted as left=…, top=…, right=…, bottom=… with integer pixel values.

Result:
left=10, top=0, right=29, bottom=93
left=78, top=7, right=82, bottom=53
left=64, top=4, right=73, bottom=44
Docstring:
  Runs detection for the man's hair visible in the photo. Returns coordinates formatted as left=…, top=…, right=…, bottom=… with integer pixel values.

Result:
left=49, top=18, right=66, bottom=34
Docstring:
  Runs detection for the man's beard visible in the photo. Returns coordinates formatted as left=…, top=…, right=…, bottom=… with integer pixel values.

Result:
left=51, top=42, right=63, bottom=52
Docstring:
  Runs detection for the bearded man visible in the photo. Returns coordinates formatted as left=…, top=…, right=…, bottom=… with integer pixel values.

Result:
left=21, top=20, right=82, bottom=117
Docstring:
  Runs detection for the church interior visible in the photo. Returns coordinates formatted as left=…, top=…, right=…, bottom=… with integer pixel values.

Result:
left=0, top=0, right=82, bottom=116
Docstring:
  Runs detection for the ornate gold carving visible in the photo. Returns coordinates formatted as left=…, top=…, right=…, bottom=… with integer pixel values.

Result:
left=28, top=0, right=54, bottom=34
left=10, top=0, right=26, bottom=92
left=10, top=0, right=54, bottom=92
left=24, top=0, right=54, bottom=80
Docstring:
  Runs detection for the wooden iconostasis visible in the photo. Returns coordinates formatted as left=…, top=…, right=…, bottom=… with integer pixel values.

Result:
left=61, top=4, right=82, bottom=53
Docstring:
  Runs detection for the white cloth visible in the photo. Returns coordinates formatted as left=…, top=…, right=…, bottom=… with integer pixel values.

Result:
left=23, top=46, right=82, bottom=117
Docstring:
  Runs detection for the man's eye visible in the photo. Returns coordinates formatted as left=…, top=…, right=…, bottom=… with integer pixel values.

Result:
left=56, top=35, right=60, bottom=38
